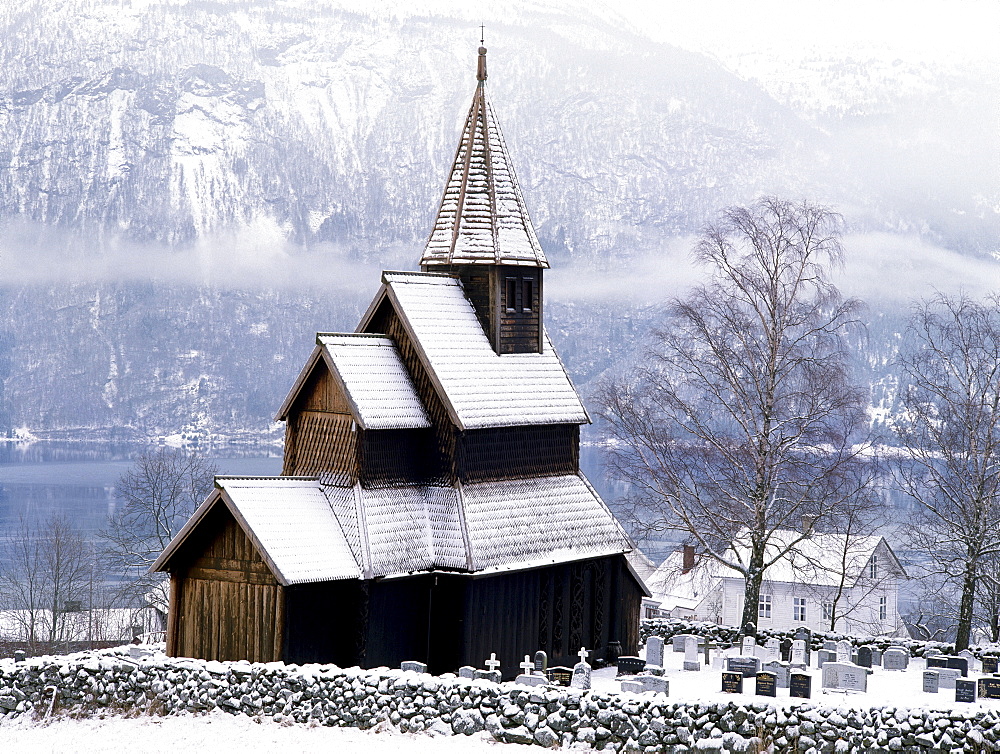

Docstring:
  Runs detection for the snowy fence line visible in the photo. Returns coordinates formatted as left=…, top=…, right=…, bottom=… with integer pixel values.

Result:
left=640, top=618, right=1000, bottom=660
left=3, top=647, right=1000, bottom=752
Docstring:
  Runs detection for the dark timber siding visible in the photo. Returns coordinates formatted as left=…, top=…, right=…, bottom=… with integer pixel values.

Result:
left=282, top=361, right=358, bottom=479
left=168, top=503, right=283, bottom=663
left=497, top=265, right=542, bottom=354
left=458, top=424, right=579, bottom=482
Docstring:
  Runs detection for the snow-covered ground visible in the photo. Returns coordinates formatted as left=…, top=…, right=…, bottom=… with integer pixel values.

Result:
left=0, top=711, right=530, bottom=753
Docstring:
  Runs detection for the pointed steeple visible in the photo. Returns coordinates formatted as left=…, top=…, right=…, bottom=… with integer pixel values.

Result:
left=420, top=46, right=548, bottom=269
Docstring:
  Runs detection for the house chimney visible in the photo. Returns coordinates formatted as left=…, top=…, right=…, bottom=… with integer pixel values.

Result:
left=682, top=545, right=695, bottom=574
left=801, top=515, right=816, bottom=535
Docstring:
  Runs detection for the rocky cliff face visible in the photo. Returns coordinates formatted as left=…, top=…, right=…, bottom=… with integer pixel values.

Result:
left=0, top=1, right=995, bottom=440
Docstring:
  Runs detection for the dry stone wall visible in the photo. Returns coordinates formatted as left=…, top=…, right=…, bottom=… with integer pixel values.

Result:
left=2, top=647, right=1000, bottom=752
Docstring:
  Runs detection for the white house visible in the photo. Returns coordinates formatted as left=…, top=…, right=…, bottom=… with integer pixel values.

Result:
left=647, top=529, right=908, bottom=637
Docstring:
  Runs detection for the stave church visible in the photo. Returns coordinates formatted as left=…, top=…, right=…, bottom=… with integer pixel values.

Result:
left=152, top=44, right=647, bottom=679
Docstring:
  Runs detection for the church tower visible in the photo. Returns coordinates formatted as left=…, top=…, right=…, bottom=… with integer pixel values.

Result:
left=419, top=46, right=547, bottom=355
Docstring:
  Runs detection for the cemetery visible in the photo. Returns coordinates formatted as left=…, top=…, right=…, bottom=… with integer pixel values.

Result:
left=5, top=621, right=1000, bottom=752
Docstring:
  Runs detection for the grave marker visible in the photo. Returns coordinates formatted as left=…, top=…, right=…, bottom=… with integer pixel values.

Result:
left=883, top=648, right=909, bottom=670
left=401, top=660, right=428, bottom=673
left=821, top=662, right=867, bottom=693
left=922, top=670, right=939, bottom=693
left=982, top=656, right=999, bottom=674
left=534, top=650, right=548, bottom=674
left=459, top=666, right=476, bottom=679
left=836, top=640, right=853, bottom=664
left=475, top=669, right=501, bottom=683
left=571, top=647, right=592, bottom=690
left=725, top=656, right=761, bottom=677
left=617, top=656, right=646, bottom=676
left=764, top=637, right=781, bottom=662
left=742, top=635, right=756, bottom=656
left=780, top=638, right=792, bottom=662
left=793, top=627, right=812, bottom=665
left=956, top=679, right=977, bottom=703
left=547, top=666, right=573, bottom=686
left=721, top=672, right=743, bottom=693
left=789, top=672, right=812, bottom=699
left=936, top=667, right=962, bottom=690
left=763, top=660, right=790, bottom=688
left=683, top=635, right=701, bottom=671
left=520, top=656, right=535, bottom=676
left=979, top=676, right=1000, bottom=699
left=958, top=649, right=976, bottom=673
left=485, top=653, right=501, bottom=673
left=646, top=636, right=665, bottom=668
left=857, top=646, right=873, bottom=669
left=636, top=674, right=669, bottom=694
left=790, top=640, right=807, bottom=668
left=755, top=671, right=777, bottom=697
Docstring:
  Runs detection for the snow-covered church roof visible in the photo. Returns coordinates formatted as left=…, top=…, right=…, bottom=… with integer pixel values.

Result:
left=358, top=271, right=589, bottom=430
left=419, top=46, right=547, bottom=269
left=152, top=473, right=632, bottom=585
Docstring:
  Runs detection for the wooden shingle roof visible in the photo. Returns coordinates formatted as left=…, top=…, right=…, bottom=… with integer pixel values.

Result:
left=420, top=47, right=547, bottom=269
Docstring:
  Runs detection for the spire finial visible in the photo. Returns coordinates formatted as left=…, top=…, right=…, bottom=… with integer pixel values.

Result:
left=477, top=29, right=487, bottom=83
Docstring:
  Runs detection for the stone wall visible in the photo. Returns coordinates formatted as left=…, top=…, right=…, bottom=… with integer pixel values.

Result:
left=3, top=647, right=1000, bottom=752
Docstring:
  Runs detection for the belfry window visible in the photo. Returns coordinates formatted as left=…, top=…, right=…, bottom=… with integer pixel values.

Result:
left=522, top=278, right=534, bottom=312
left=505, top=277, right=517, bottom=312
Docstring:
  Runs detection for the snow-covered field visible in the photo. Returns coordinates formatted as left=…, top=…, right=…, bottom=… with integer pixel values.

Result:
left=0, top=711, right=529, bottom=753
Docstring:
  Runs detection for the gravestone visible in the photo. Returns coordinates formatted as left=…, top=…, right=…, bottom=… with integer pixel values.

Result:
left=924, top=647, right=942, bottom=658
left=922, top=670, right=939, bottom=693
left=883, top=648, right=909, bottom=670
left=726, top=656, right=761, bottom=678
left=936, top=668, right=962, bottom=690
left=836, top=641, right=853, bottom=664
left=636, top=674, right=669, bottom=694
left=741, top=635, right=756, bottom=656
left=742, top=621, right=757, bottom=638
left=857, top=646, right=873, bottom=669
left=793, top=627, right=812, bottom=665
left=780, top=638, right=792, bottom=662
left=755, top=671, right=777, bottom=697
left=955, top=679, right=977, bottom=703
left=927, top=656, right=968, bottom=677
left=982, top=656, right=999, bottom=674
left=547, top=667, right=573, bottom=686
left=620, top=680, right=643, bottom=694
left=475, top=669, right=501, bottom=683
left=646, top=636, right=665, bottom=668
left=571, top=647, right=592, bottom=690
left=607, top=641, right=622, bottom=664
left=790, top=672, right=812, bottom=699
left=401, top=660, right=428, bottom=673
left=672, top=634, right=692, bottom=653
left=13, top=650, right=26, bottom=664
left=823, top=640, right=837, bottom=652
left=791, top=640, right=807, bottom=668
left=979, top=676, right=1000, bottom=699
left=871, top=649, right=882, bottom=667
left=644, top=665, right=665, bottom=676
left=763, top=660, right=790, bottom=688
left=683, top=635, right=701, bottom=671
left=711, top=654, right=724, bottom=671
left=822, top=662, right=867, bottom=693
left=948, top=656, right=970, bottom=676
left=534, top=650, right=548, bottom=674
left=764, top=638, right=781, bottom=662
left=485, top=653, right=501, bottom=674
left=721, top=672, right=743, bottom=693
left=515, top=655, right=543, bottom=686
left=617, top=656, right=646, bottom=676
left=458, top=666, right=476, bottom=679
left=817, top=650, right=834, bottom=668
left=958, top=649, right=976, bottom=673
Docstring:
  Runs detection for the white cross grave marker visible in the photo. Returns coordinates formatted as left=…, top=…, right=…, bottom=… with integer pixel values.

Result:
left=578, top=647, right=590, bottom=665
left=485, top=653, right=501, bottom=673
left=520, top=655, right=534, bottom=675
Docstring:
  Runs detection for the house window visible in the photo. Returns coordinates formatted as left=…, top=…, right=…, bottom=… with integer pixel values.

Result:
left=880, top=596, right=887, bottom=621
left=822, top=601, right=834, bottom=622
left=793, top=597, right=807, bottom=623
left=869, top=555, right=878, bottom=579
left=505, top=277, right=517, bottom=312
left=758, top=594, right=771, bottom=619
left=522, top=278, right=534, bottom=312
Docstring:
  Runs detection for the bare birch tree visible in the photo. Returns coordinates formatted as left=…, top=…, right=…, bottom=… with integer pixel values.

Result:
left=100, top=448, right=217, bottom=603
left=893, top=292, right=1000, bottom=651
left=598, top=197, right=872, bottom=629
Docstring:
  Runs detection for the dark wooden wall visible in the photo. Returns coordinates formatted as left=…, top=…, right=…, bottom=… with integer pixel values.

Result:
left=458, top=424, right=578, bottom=482
left=282, top=361, right=358, bottom=479
left=168, top=503, right=283, bottom=663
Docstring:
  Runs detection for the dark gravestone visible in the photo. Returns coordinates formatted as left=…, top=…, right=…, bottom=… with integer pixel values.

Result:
left=726, top=656, right=761, bottom=678
left=947, top=657, right=969, bottom=677
left=474, top=670, right=501, bottom=684
left=617, top=656, right=646, bottom=677
left=857, top=646, right=873, bottom=669
left=722, top=672, right=743, bottom=693
left=546, top=667, right=573, bottom=686
left=534, top=651, right=548, bottom=674
left=755, top=671, right=777, bottom=697
left=979, top=677, right=1000, bottom=700
left=983, top=657, right=999, bottom=674
left=780, top=638, right=792, bottom=662
left=607, top=641, right=622, bottom=664
left=956, top=679, right=977, bottom=703
left=742, top=621, right=757, bottom=638
left=789, top=672, right=812, bottom=699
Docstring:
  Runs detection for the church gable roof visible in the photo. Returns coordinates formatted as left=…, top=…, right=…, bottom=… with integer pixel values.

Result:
left=420, top=47, right=547, bottom=269
left=151, top=477, right=362, bottom=586
left=154, top=472, right=631, bottom=583
left=275, top=333, right=431, bottom=430
left=359, top=271, right=588, bottom=430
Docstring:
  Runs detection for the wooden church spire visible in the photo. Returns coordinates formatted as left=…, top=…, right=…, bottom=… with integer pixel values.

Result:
left=420, top=45, right=548, bottom=269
